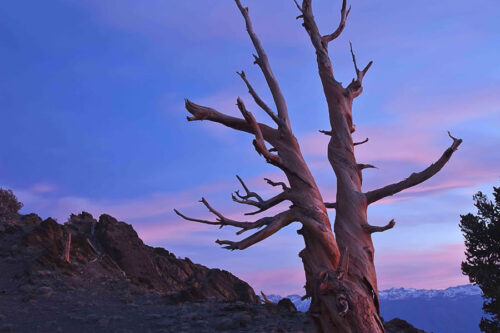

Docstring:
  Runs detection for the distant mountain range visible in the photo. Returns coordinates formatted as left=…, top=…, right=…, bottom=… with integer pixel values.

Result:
left=265, top=284, right=484, bottom=333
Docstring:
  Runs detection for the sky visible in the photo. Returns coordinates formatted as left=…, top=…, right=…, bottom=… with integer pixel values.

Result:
left=1, top=0, right=499, bottom=296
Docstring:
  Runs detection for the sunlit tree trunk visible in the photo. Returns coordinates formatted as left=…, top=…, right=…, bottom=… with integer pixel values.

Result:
left=174, top=1, right=462, bottom=331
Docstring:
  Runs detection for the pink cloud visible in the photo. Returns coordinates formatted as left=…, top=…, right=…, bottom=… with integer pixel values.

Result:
left=300, top=126, right=439, bottom=165
left=376, top=243, right=469, bottom=290
left=236, top=266, right=306, bottom=296
left=29, top=182, right=58, bottom=194
left=387, top=86, right=500, bottom=127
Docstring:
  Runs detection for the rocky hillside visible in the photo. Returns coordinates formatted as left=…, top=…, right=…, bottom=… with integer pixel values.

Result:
left=0, top=208, right=425, bottom=332
left=0, top=211, right=313, bottom=332
left=1, top=211, right=259, bottom=303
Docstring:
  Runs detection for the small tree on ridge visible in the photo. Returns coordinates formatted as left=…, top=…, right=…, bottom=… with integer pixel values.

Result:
left=460, top=187, right=500, bottom=332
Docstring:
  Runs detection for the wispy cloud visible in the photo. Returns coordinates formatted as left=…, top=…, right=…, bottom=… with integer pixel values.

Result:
left=376, top=243, right=468, bottom=290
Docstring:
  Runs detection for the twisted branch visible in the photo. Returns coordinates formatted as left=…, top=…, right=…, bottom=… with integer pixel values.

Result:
left=215, top=209, right=297, bottom=250
left=232, top=176, right=289, bottom=216
left=233, top=175, right=264, bottom=203
left=365, top=132, right=463, bottom=204
left=174, top=197, right=273, bottom=235
left=264, top=177, right=290, bottom=191
left=184, top=99, right=278, bottom=145
left=237, top=97, right=281, bottom=165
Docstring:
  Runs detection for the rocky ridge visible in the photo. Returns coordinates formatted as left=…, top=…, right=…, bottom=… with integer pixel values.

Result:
left=0, top=210, right=425, bottom=332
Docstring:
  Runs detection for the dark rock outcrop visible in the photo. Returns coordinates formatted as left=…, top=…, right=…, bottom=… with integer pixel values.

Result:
left=0, top=210, right=427, bottom=332
left=384, top=318, right=428, bottom=333
left=2, top=211, right=259, bottom=304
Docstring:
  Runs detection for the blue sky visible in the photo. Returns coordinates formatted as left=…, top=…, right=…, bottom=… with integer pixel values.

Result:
left=1, top=0, right=499, bottom=295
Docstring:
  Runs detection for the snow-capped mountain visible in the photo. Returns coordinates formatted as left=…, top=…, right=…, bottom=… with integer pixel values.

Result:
left=378, top=284, right=481, bottom=300
left=263, top=284, right=482, bottom=312
left=263, top=285, right=484, bottom=333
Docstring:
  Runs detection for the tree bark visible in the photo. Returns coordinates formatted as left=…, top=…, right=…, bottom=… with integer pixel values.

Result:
left=175, top=1, right=462, bottom=332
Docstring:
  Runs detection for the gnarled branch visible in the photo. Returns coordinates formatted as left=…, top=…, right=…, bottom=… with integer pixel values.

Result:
left=237, top=97, right=281, bottom=165
left=362, top=219, right=395, bottom=233
left=365, top=132, right=463, bottom=204
left=264, top=177, right=290, bottom=191
left=233, top=175, right=264, bottom=203
left=215, top=209, right=297, bottom=250
left=232, top=176, right=289, bottom=216
left=321, top=0, right=351, bottom=45
left=347, top=42, right=373, bottom=98
left=235, top=0, right=290, bottom=128
left=237, top=71, right=279, bottom=124
left=184, top=99, right=278, bottom=145
left=298, top=0, right=336, bottom=80
left=174, top=197, right=273, bottom=235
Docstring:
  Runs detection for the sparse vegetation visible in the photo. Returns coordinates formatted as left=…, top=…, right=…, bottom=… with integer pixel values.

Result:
left=0, top=187, right=23, bottom=224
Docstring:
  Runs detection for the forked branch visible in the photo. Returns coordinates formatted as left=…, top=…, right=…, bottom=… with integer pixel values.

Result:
left=235, top=0, right=290, bottom=128
left=237, top=71, right=280, bottom=124
left=237, top=97, right=281, bottom=165
left=321, top=0, right=351, bottom=44
left=174, top=197, right=275, bottom=236
left=232, top=176, right=290, bottom=215
left=365, top=132, right=463, bottom=204
left=233, top=175, right=264, bottom=203
left=347, top=42, right=373, bottom=98
left=215, top=209, right=297, bottom=250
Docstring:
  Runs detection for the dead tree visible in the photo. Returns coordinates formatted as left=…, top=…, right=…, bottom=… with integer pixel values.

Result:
left=174, top=1, right=462, bottom=332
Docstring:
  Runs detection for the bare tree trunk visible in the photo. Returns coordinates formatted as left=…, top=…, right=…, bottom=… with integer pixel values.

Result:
left=174, top=1, right=462, bottom=332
